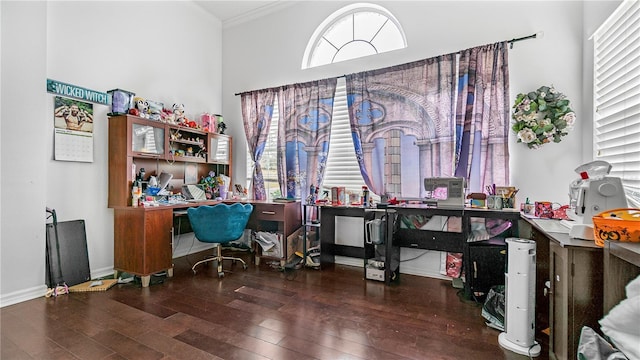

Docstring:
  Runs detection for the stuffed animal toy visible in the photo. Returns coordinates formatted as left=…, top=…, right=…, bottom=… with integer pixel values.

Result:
left=147, top=100, right=163, bottom=121
left=134, top=97, right=149, bottom=119
left=217, top=119, right=227, bottom=134
left=172, top=103, right=186, bottom=125
left=160, top=107, right=175, bottom=123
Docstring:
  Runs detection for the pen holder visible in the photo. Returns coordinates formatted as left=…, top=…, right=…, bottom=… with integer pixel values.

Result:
left=501, top=196, right=515, bottom=209
left=487, top=195, right=503, bottom=210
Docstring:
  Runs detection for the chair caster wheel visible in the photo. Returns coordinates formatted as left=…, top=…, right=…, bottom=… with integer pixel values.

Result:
left=218, top=272, right=224, bottom=278
left=192, top=269, right=197, bottom=275
left=242, top=264, right=248, bottom=270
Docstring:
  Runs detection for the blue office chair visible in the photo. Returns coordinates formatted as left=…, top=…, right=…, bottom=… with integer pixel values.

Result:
left=187, top=203, right=254, bottom=278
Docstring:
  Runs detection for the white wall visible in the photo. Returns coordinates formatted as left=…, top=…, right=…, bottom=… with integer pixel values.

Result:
left=1, top=0, right=222, bottom=306
left=1, top=1, right=49, bottom=305
left=221, top=0, right=619, bottom=278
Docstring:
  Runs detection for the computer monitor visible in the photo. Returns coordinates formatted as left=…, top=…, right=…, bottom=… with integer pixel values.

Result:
left=157, top=172, right=173, bottom=192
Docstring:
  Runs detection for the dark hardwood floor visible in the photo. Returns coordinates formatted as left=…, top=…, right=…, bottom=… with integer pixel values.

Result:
left=1, top=249, right=549, bottom=359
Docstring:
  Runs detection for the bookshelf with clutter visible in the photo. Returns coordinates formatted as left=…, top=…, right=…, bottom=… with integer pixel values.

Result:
left=106, top=89, right=238, bottom=209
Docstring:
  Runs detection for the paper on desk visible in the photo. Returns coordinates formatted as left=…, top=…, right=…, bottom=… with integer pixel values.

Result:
left=532, top=218, right=572, bottom=234
left=254, top=231, right=279, bottom=252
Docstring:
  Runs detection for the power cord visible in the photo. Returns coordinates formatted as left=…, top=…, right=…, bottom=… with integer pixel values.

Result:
left=527, top=343, right=538, bottom=360
left=400, top=249, right=430, bottom=262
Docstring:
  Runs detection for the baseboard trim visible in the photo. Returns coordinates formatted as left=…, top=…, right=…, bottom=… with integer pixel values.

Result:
left=0, top=284, right=48, bottom=308
left=334, top=256, right=451, bottom=281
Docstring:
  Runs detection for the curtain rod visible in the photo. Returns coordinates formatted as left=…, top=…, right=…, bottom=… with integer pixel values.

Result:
left=234, top=33, right=538, bottom=96
left=508, top=32, right=540, bottom=49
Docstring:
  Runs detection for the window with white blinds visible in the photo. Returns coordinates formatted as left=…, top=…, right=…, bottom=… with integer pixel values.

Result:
left=593, top=0, right=640, bottom=207
left=322, top=78, right=366, bottom=193
left=246, top=80, right=366, bottom=198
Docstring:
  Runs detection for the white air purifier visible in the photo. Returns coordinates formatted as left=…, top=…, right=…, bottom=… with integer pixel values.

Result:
left=498, top=238, right=541, bottom=357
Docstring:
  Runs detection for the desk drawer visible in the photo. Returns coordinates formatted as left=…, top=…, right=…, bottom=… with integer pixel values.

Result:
left=252, top=203, right=285, bottom=222
left=394, top=229, right=464, bottom=252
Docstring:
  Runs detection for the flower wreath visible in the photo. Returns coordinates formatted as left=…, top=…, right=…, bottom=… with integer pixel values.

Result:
left=511, top=85, right=576, bottom=149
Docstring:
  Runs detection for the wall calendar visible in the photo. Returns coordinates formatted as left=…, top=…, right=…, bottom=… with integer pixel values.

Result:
left=53, top=96, right=94, bottom=162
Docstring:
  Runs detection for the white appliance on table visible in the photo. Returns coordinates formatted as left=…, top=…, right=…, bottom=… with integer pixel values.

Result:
left=567, top=161, right=627, bottom=240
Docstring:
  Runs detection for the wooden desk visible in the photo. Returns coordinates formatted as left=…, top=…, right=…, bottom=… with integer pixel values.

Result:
left=521, top=217, right=604, bottom=360
left=603, top=241, right=640, bottom=314
left=113, top=200, right=301, bottom=287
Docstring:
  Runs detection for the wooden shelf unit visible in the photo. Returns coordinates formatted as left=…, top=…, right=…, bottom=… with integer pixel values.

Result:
left=108, top=114, right=232, bottom=207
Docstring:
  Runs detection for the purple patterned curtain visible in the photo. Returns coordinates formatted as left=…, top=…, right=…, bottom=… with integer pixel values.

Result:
left=454, top=42, right=510, bottom=192
left=345, top=55, right=457, bottom=197
left=277, top=79, right=337, bottom=200
left=241, top=89, right=276, bottom=200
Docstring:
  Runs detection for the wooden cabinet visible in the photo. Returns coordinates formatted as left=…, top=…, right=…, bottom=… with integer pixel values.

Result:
left=113, top=207, right=174, bottom=287
left=524, top=222, right=604, bottom=360
left=548, top=240, right=603, bottom=360
left=246, top=201, right=301, bottom=266
left=108, top=115, right=232, bottom=207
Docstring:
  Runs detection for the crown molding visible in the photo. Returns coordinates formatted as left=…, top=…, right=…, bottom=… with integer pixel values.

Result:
left=222, top=1, right=299, bottom=29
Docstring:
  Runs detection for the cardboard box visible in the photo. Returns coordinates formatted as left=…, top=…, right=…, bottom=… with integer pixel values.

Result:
left=365, top=265, right=385, bottom=281
left=285, top=227, right=319, bottom=262
left=286, top=228, right=303, bottom=261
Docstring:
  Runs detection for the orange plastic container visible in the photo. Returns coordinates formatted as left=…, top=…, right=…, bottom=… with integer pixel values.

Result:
left=592, top=208, right=640, bottom=247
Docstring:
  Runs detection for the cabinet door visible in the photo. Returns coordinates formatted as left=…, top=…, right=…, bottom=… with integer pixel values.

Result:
left=549, top=241, right=569, bottom=360
left=208, top=134, right=231, bottom=164
left=143, top=209, right=173, bottom=274
left=131, top=121, right=165, bottom=158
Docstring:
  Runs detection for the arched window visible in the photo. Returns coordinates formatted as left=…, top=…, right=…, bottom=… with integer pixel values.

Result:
left=249, top=4, right=407, bottom=199
left=302, top=3, right=407, bottom=69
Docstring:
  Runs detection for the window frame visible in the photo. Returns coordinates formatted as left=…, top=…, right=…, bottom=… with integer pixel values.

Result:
left=301, top=3, right=407, bottom=69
